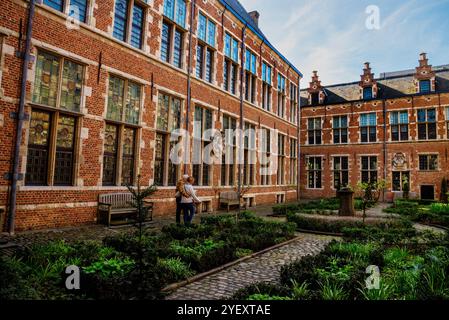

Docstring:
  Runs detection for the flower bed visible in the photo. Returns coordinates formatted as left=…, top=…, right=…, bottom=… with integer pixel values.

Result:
left=0, top=212, right=296, bottom=300
left=232, top=225, right=449, bottom=300
left=384, top=200, right=449, bottom=228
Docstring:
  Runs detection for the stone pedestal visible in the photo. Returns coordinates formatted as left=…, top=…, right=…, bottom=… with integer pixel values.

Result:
left=337, top=189, right=356, bottom=216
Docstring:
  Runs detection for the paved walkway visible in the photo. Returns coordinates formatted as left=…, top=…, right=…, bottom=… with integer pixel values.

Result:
left=165, top=233, right=335, bottom=300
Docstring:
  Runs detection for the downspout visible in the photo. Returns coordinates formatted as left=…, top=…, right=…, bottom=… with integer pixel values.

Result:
left=184, top=0, right=196, bottom=174
left=8, top=0, right=36, bottom=235
left=297, top=77, right=301, bottom=201
left=238, top=23, right=247, bottom=214
left=382, top=98, right=387, bottom=202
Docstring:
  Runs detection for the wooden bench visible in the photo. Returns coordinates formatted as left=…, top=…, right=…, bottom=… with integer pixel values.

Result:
left=97, top=193, right=154, bottom=227
left=219, top=191, right=240, bottom=212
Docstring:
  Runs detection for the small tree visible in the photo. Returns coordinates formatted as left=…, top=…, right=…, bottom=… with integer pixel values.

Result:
left=233, top=183, right=252, bottom=221
left=441, top=178, right=448, bottom=203
left=356, top=180, right=386, bottom=223
left=126, top=175, right=157, bottom=274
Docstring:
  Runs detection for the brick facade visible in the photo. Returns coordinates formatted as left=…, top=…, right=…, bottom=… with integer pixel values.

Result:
left=0, top=0, right=301, bottom=231
left=300, top=56, right=449, bottom=202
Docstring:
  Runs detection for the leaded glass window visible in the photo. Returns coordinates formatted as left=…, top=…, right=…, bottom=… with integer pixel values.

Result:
left=102, top=124, right=119, bottom=186
left=121, top=128, right=136, bottom=186
left=107, top=76, right=141, bottom=125
left=33, top=51, right=84, bottom=112
left=418, top=109, right=436, bottom=140
left=54, top=115, right=76, bottom=185
left=360, top=113, right=377, bottom=142
left=113, top=0, right=145, bottom=49
left=69, top=0, right=88, bottom=23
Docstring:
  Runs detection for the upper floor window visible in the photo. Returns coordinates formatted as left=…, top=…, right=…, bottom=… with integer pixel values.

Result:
left=163, top=0, right=186, bottom=28
left=224, top=33, right=239, bottom=62
left=308, top=118, right=322, bottom=145
left=363, top=87, right=373, bottom=100
left=198, top=13, right=216, bottom=47
left=418, top=108, right=436, bottom=140
left=419, top=80, right=431, bottom=94
left=223, top=33, right=239, bottom=94
left=290, top=83, right=298, bottom=124
left=155, top=93, right=182, bottom=186
left=390, top=111, right=409, bottom=141
left=277, top=74, right=286, bottom=118
left=113, top=0, right=145, bottom=49
left=244, top=49, right=257, bottom=104
left=43, top=0, right=88, bottom=23
left=360, top=113, right=376, bottom=143
left=161, top=21, right=184, bottom=69
left=262, top=62, right=272, bottom=111
left=33, top=51, right=84, bottom=112
left=311, top=92, right=319, bottom=105
left=333, top=116, right=348, bottom=144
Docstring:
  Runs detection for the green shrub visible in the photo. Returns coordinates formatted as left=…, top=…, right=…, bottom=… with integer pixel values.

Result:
left=272, top=203, right=301, bottom=216
left=231, top=282, right=290, bottom=300
left=157, top=257, right=194, bottom=281
left=83, top=257, right=135, bottom=278
left=235, top=248, right=253, bottom=259
left=430, top=203, right=449, bottom=215
left=319, top=279, right=348, bottom=300
left=287, top=213, right=365, bottom=233
left=247, top=294, right=292, bottom=300
left=161, top=223, right=215, bottom=240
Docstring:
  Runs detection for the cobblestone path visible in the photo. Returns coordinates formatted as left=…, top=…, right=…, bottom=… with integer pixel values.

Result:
left=166, top=233, right=335, bottom=300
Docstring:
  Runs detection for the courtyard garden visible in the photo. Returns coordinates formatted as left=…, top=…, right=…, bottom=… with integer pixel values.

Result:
left=0, top=212, right=296, bottom=300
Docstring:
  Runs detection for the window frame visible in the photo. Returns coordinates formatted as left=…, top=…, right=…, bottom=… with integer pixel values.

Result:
left=276, top=134, right=285, bottom=185
left=289, top=138, right=298, bottom=185
left=419, top=79, right=431, bottom=94
left=307, top=117, right=322, bottom=145
left=161, top=19, right=186, bottom=69
left=392, top=171, right=410, bottom=192
left=262, top=61, right=272, bottom=111
left=333, top=156, right=349, bottom=190
left=220, top=115, right=237, bottom=186
left=361, top=156, right=378, bottom=184
left=363, top=86, right=373, bottom=100
left=260, top=127, right=271, bottom=186
left=307, top=156, right=322, bottom=189
left=243, top=122, right=256, bottom=186
left=290, top=83, right=298, bottom=124
left=390, top=110, right=409, bottom=141
left=360, top=112, right=377, bottom=143
left=333, top=115, right=348, bottom=144
left=419, top=154, right=438, bottom=171
left=244, top=48, right=257, bottom=104
left=192, top=105, right=213, bottom=186
left=112, top=0, right=148, bottom=49
left=417, top=108, right=437, bottom=140
left=42, top=0, right=90, bottom=24
left=103, top=74, right=143, bottom=186
left=277, top=73, right=286, bottom=118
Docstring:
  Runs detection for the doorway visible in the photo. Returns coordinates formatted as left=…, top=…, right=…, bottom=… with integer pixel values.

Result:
left=420, top=185, right=435, bottom=201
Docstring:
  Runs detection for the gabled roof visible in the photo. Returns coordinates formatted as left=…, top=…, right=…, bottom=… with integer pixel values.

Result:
left=300, top=65, right=449, bottom=107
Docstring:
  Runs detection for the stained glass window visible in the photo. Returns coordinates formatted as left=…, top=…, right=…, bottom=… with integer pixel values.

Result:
left=107, top=76, right=125, bottom=122
left=205, top=48, right=213, bottom=83
left=196, top=45, right=204, bottom=78
left=33, top=52, right=60, bottom=107
left=125, top=82, right=141, bottom=125
left=54, top=115, right=76, bottom=185
left=157, top=94, right=170, bottom=131
left=26, top=110, right=51, bottom=185
left=154, top=133, right=165, bottom=186
left=60, top=59, right=83, bottom=112
left=121, top=128, right=135, bottom=186
left=102, top=124, right=118, bottom=186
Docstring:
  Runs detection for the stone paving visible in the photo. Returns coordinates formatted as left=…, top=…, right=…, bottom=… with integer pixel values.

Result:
left=165, top=233, right=335, bottom=300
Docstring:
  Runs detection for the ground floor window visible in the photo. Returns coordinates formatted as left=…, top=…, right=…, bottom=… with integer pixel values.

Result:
left=361, top=156, right=377, bottom=183
left=307, top=157, right=322, bottom=189
left=333, top=156, right=349, bottom=190
left=392, top=171, right=410, bottom=192
left=102, top=123, right=137, bottom=186
left=26, top=109, right=77, bottom=186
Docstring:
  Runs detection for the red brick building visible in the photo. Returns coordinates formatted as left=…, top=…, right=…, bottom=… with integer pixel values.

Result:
left=300, top=54, right=449, bottom=202
left=0, top=0, right=302, bottom=232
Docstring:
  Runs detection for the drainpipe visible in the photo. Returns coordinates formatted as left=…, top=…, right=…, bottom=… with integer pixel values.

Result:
left=184, top=0, right=196, bottom=174
left=297, top=76, right=301, bottom=201
left=238, top=23, right=247, bottom=214
left=7, top=0, right=36, bottom=235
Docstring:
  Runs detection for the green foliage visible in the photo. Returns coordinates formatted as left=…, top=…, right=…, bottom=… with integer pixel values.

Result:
left=430, top=203, right=449, bottom=215
left=157, top=257, right=194, bottom=281
left=235, top=248, right=253, bottom=259
left=319, top=279, right=348, bottom=300
left=246, top=294, right=292, bottom=300
left=290, top=280, right=310, bottom=300
left=83, top=257, right=135, bottom=278
left=231, top=282, right=290, bottom=300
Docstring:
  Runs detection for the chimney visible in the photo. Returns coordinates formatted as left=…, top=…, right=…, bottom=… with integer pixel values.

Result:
left=420, top=52, right=427, bottom=61
left=364, top=62, right=370, bottom=69
left=249, top=11, right=260, bottom=27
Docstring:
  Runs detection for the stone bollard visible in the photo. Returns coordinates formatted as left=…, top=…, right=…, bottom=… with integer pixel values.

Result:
left=337, top=189, right=356, bottom=216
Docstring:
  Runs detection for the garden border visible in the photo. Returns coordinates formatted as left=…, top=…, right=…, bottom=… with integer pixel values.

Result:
left=161, top=234, right=309, bottom=294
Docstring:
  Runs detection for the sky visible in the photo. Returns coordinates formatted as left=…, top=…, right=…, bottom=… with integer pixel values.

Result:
left=239, top=0, right=449, bottom=86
